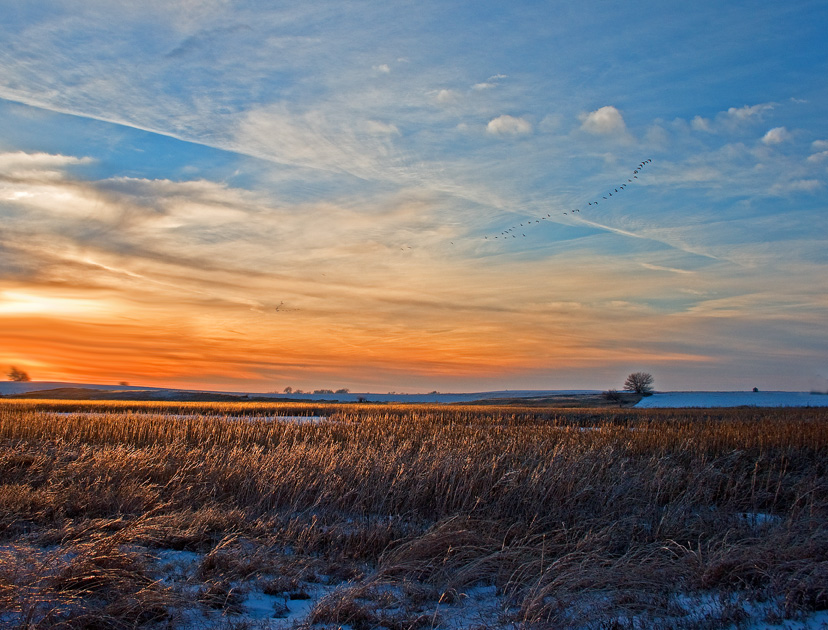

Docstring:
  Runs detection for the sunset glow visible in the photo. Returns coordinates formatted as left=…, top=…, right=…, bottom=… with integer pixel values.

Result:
left=2, top=2, right=826, bottom=392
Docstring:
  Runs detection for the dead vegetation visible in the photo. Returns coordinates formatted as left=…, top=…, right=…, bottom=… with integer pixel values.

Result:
left=0, top=400, right=826, bottom=628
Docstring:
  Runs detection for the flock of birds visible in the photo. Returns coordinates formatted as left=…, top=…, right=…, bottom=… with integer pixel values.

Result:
left=485, top=158, right=652, bottom=241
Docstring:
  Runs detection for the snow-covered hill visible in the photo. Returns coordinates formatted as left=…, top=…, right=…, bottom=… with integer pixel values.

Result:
left=634, top=391, right=828, bottom=408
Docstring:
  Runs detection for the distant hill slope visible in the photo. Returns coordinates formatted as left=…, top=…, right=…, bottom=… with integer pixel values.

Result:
left=0, top=381, right=608, bottom=404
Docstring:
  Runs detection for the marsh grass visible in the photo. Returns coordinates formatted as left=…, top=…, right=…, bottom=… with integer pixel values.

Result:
left=0, top=400, right=826, bottom=627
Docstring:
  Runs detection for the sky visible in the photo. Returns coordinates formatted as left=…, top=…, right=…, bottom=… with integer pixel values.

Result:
left=1, top=0, right=827, bottom=393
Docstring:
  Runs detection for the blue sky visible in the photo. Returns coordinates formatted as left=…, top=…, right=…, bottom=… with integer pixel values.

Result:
left=1, top=0, right=826, bottom=392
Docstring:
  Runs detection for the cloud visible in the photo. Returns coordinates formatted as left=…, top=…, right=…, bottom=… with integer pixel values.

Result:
left=373, top=63, right=391, bottom=74
left=761, top=126, right=791, bottom=145
left=486, top=115, right=532, bottom=136
left=812, top=140, right=828, bottom=151
left=770, top=179, right=822, bottom=194
left=691, top=116, right=713, bottom=132
left=806, top=151, right=828, bottom=163
left=472, top=74, right=507, bottom=90
left=645, top=124, right=670, bottom=148
left=0, top=151, right=94, bottom=181
left=640, top=263, right=694, bottom=275
left=363, top=120, right=400, bottom=136
left=233, top=104, right=403, bottom=180
left=434, top=89, right=461, bottom=104
left=726, top=103, right=774, bottom=121
left=579, top=106, right=626, bottom=135
left=682, top=103, right=778, bottom=135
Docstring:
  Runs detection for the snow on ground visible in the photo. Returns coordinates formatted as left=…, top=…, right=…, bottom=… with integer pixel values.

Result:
left=635, top=391, right=828, bottom=408
left=148, top=549, right=505, bottom=630
left=145, top=550, right=828, bottom=629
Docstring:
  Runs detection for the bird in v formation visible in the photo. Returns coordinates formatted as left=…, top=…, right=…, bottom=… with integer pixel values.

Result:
left=489, top=159, right=652, bottom=241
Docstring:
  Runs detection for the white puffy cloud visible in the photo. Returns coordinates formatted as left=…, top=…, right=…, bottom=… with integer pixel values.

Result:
left=812, top=140, right=828, bottom=151
left=761, top=126, right=791, bottom=145
left=579, top=106, right=626, bottom=135
left=373, top=63, right=391, bottom=73
left=486, top=115, right=532, bottom=135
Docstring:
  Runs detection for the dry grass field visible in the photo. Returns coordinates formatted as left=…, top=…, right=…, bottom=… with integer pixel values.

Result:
left=1, top=400, right=826, bottom=629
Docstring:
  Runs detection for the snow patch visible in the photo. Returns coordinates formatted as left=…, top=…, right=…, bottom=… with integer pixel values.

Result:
left=635, top=391, right=828, bottom=408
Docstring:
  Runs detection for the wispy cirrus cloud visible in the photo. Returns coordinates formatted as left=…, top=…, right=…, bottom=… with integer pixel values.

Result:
left=472, top=74, right=507, bottom=90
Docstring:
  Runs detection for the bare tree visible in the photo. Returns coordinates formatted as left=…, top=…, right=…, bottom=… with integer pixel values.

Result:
left=7, top=366, right=31, bottom=382
left=624, top=372, right=654, bottom=394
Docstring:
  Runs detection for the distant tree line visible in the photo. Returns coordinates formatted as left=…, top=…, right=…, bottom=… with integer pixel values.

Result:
left=281, top=387, right=350, bottom=395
